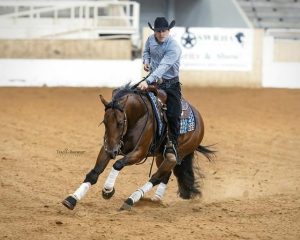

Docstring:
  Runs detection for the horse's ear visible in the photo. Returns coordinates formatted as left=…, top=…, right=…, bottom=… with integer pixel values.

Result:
left=99, top=94, right=109, bottom=107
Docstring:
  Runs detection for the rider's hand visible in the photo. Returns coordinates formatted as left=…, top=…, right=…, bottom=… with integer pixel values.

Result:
left=137, top=80, right=149, bottom=91
left=143, top=64, right=150, bottom=72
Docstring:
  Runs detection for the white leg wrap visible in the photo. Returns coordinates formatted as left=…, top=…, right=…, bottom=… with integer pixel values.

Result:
left=153, top=182, right=167, bottom=201
left=129, top=182, right=153, bottom=204
left=141, top=182, right=153, bottom=193
left=72, top=182, right=91, bottom=201
left=103, top=168, right=120, bottom=191
left=129, top=189, right=143, bottom=204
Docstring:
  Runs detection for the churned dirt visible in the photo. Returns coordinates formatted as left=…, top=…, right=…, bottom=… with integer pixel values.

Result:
left=0, top=87, right=299, bottom=240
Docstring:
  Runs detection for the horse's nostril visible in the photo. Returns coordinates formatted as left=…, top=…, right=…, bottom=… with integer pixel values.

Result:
left=107, top=149, right=118, bottom=159
left=112, top=150, right=119, bottom=159
left=105, top=146, right=119, bottom=159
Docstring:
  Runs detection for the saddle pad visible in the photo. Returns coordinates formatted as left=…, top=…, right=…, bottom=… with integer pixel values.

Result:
left=148, top=92, right=163, bottom=135
left=147, top=92, right=196, bottom=136
left=179, top=108, right=195, bottom=134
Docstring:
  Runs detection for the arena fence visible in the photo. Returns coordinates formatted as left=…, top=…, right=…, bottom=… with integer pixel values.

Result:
left=0, top=0, right=140, bottom=43
left=0, top=39, right=131, bottom=59
left=0, top=27, right=299, bottom=88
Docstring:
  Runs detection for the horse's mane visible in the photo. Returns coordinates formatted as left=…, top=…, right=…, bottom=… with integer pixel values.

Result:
left=112, top=82, right=142, bottom=101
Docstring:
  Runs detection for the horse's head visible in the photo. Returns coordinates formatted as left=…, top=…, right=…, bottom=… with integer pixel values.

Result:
left=100, top=94, right=128, bottom=159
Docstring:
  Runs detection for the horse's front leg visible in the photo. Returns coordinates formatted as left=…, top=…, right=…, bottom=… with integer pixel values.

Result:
left=101, top=155, right=130, bottom=199
left=62, top=147, right=110, bottom=210
left=102, top=143, right=153, bottom=198
left=120, top=152, right=176, bottom=210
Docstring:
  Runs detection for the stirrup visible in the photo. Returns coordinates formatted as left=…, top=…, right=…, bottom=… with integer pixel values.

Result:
left=163, top=141, right=180, bottom=165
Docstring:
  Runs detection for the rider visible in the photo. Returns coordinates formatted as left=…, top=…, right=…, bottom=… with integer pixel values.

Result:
left=138, top=17, right=182, bottom=160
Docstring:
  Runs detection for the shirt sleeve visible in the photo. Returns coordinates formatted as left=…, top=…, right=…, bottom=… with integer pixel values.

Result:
left=142, top=37, right=151, bottom=65
left=147, top=41, right=181, bottom=84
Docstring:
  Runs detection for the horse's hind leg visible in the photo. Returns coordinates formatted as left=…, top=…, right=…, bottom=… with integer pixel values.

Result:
left=120, top=152, right=176, bottom=210
left=62, top=147, right=110, bottom=210
left=151, top=172, right=171, bottom=202
left=151, top=155, right=172, bottom=202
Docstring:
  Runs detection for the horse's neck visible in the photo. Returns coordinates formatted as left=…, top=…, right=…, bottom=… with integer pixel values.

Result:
left=125, top=94, right=151, bottom=128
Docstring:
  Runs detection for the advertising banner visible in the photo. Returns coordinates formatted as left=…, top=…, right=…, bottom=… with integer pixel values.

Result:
left=172, top=27, right=253, bottom=71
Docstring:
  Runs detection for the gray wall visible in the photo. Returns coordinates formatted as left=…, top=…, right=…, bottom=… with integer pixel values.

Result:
left=135, top=0, right=248, bottom=30
left=136, top=0, right=167, bottom=33
left=188, top=0, right=248, bottom=28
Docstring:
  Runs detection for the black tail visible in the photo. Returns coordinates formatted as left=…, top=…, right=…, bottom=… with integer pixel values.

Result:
left=173, top=153, right=202, bottom=199
left=196, top=145, right=216, bottom=162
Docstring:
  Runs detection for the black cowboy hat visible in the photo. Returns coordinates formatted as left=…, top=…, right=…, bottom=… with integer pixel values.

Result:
left=148, top=17, right=176, bottom=32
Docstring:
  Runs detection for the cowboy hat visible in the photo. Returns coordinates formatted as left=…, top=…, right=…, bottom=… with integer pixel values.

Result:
left=148, top=17, right=176, bottom=32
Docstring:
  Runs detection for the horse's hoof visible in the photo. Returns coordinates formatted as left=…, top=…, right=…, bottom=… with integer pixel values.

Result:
left=151, top=196, right=162, bottom=202
left=119, top=198, right=133, bottom=211
left=62, top=195, right=77, bottom=210
left=102, top=187, right=115, bottom=200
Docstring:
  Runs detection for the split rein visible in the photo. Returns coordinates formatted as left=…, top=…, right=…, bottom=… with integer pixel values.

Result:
left=100, top=74, right=156, bottom=176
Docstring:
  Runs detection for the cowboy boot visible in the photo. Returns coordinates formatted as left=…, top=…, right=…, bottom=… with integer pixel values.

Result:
left=163, top=140, right=180, bottom=165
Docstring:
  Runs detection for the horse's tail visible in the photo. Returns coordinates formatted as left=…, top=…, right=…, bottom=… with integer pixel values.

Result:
left=173, top=145, right=216, bottom=199
left=196, top=145, right=216, bottom=162
left=173, top=153, right=202, bottom=199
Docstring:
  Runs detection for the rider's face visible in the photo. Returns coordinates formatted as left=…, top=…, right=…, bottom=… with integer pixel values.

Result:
left=154, top=29, right=170, bottom=43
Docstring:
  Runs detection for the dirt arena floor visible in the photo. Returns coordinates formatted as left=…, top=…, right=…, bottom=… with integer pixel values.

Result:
left=0, top=87, right=299, bottom=240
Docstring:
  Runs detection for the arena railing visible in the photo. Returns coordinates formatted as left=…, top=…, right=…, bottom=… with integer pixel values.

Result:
left=0, top=0, right=140, bottom=43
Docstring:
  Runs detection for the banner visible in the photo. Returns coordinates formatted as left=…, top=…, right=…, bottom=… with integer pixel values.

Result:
left=172, top=27, right=253, bottom=71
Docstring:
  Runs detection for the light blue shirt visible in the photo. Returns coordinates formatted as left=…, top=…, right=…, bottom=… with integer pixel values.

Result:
left=143, top=34, right=181, bottom=84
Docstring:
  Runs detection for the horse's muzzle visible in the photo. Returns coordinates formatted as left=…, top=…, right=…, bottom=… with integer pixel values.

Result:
left=104, top=137, right=123, bottom=159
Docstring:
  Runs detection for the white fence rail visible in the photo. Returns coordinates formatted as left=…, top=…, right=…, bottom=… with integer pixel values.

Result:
left=0, top=59, right=142, bottom=87
left=0, top=0, right=140, bottom=41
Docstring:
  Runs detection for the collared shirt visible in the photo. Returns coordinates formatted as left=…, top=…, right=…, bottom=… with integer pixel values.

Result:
left=143, top=34, right=181, bottom=84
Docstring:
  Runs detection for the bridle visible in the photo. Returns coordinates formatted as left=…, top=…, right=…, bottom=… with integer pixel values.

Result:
left=102, top=89, right=151, bottom=161
left=103, top=100, right=128, bottom=156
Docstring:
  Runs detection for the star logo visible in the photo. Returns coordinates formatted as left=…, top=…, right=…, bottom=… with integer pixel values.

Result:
left=181, top=28, right=197, bottom=49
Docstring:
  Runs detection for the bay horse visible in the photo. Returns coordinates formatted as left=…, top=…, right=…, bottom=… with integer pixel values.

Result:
left=62, top=83, right=215, bottom=210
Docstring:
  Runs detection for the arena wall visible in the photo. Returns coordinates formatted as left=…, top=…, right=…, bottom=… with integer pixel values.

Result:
left=262, top=37, right=300, bottom=88
left=136, top=0, right=248, bottom=30
left=273, top=40, right=300, bottom=62
left=180, top=29, right=263, bottom=87
left=142, top=28, right=263, bottom=87
left=0, top=59, right=141, bottom=87
left=0, top=39, right=132, bottom=60
left=1, top=29, right=299, bottom=88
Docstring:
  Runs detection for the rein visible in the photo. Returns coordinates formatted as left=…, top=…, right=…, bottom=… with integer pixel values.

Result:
left=103, top=74, right=156, bottom=177
left=133, top=91, right=157, bottom=178
left=103, top=91, right=149, bottom=158
left=129, top=75, right=158, bottom=177
left=130, top=72, right=151, bottom=90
